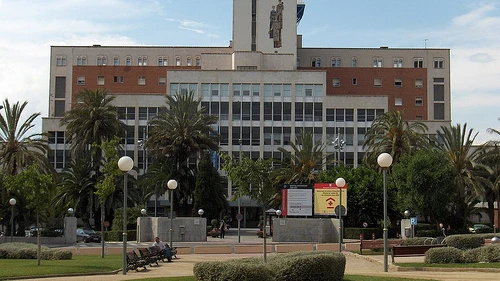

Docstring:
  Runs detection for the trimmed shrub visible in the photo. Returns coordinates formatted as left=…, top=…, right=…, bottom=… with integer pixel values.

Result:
left=424, top=247, right=463, bottom=264
left=193, top=251, right=345, bottom=281
left=444, top=234, right=484, bottom=250
left=0, top=243, right=71, bottom=260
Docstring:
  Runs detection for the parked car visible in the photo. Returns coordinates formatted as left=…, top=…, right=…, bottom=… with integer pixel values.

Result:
left=76, top=228, right=101, bottom=243
left=468, top=224, right=493, bottom=234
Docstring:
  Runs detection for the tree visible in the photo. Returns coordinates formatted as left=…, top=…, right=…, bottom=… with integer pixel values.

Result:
left=4, top=165, right=55, bottom=266
left=0, top=99, right=50, bottom=176
left=193, top=152, right=228, bottom=222
left=392, top=149, right=455, bottom=225
left=60, top=88, right=125, bottom=158
left=437, top=123, right=483, bottom=230
left=146, top=91, right=219, bottom=214
left=363, top=110, right=428, bottom=165
left=137, top=157, right=175, bottom=216
left=275, top=130, right=328, bottom=184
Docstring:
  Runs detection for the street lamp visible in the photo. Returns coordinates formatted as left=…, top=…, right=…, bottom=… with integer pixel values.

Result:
left=68, top=208, right=74, bottom=216
left=198, top=209, right=204, bottom=217
left=276, top=210, right=282, bottom=217
left=167, top=179, right=178, bottom=249
left=118, top=155, right=133, bottom=275
left=335, top=178, right=346, bottom=252
left=377, top=152, right=393, bottom=272
left=9, top=198, right=16, bottom=242
left=237, top=138, right=242, bottom=243
left=332, top=129, right=346, bottom=167
left=141, top=208, right=147, bottom=217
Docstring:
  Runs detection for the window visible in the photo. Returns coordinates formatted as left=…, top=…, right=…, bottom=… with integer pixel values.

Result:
left=372, top=58, right=383, bottom=67
left=55, top=77, right=66, bottom=98
left=416, top=115, right=423, bottom=120
left=395, top=97, right=403, bottom=106
left=415, top=97, right=423, bottom=106
left=434, top=85, right=444, bottom=101
left=77, top=76, right=85, bottom=85
left=434, top=77, right=445, bottom=83
left=56, top=55, right=66, bottom=66
left=126, top=56, right=131, bottom=66
left=331, top=57, right=341, bottom=67
left=374, top=78, right=382, bottom=87
left=434, top=57, right=444, bottom=69
left=113, top=56, right=119, bottom=66
left=113, top=75, right=124, bottom=83
left=138, top=76, right=146, bottom=85
left=97, top=76, right=105, bottom=85
left=176, top=57, right=181, bottom=66
left=332, top=78, right=340, bottom=87
left=434, top=103, right=444, bottom=120
left=158, top=76, right=166, bottom=85
left=393, top=58, right=403, bottom=68
left=54, top=100, right=65, bottom=117
left=97, top=56, right=107, bottom=65
left=413, top=58, right=423, bottom=68
left=312, top=57, right=321, bottom=67
left=138, top=56, right=147, bottom=66
left=394, top=78, right=402, bottom=88
left=195, top=57, right=201, bottom=66
left=415, top=79, right=423, bottom=88
left=76, top=56, right=87, bottom=65
left=351, top=57, right=357, bottom=67
left=158, top=57, right=168, bottom=66
left=352, top=78, right=357, bottom=85
left=187, top=57, right=192, bottom=66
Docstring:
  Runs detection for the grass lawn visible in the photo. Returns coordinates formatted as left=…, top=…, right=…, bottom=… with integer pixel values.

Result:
left=0, top=255, right=121, bottom=278
left=397, top=262, right=500, bottom=268
left=128, top=276, right=437, bottom=281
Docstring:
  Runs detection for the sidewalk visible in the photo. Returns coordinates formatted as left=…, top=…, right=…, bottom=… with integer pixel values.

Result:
left=17, top=228, right=500, bottom=281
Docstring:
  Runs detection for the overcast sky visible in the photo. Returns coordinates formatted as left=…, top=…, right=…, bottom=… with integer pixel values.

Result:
left=1, top=0, right=499, bottom=144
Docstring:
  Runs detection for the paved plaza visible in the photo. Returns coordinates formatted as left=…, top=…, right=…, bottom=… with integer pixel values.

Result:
left=16, top=228, right=500, bottom=281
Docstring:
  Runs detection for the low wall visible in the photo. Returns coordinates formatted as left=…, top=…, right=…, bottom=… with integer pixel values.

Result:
left=136, top=217, right=207, bottom=243
left=272, top=218, right=340, bottom=243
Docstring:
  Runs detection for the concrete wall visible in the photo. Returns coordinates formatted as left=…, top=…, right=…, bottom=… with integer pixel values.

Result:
left=137, top=217, right=207, bottom=243
left=272, top=218, right=340, bottom=243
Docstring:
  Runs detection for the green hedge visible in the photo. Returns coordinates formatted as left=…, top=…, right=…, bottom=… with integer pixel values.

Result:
left=193, top=251, right=345, bottom=281
left=424, top=247, right=463, bottom=263
left=444, top=234, right=484, bottom=250
left=103, top=230, right=136, bottom=241
left=463, top=244, right=500, bottom=263
left=0, top=243, right=72, bottom=260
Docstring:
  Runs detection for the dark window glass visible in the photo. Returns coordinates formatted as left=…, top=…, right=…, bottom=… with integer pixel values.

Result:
left=55, top=77, right=66, bottom=98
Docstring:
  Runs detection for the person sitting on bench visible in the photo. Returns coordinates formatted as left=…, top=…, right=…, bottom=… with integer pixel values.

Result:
left=152, top=237, right=172, bottom=262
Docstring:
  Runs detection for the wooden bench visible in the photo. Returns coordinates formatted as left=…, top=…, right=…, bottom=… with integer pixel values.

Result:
left=360, top=239, right=401, bottom=255
left=138, top=247, right=158, bottom=267
left=126, top=251, right=147, bottom=272
left=391, top=244, right=447, bottom=262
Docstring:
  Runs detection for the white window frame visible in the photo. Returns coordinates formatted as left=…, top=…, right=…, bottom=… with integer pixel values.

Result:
left=176, top=56, right=181, bottom=66
left=393, top=58, right=403, bottom=68
left=331, top=57, right=341, bottom=67
left=415, top=79, right=423, bottom=88
left=187, top=57, right=192, bottom=66
left=77, top=76, right=85, bottom=85
left=97, top=76, right=105, bottom=85
left=351, top=57, right=357, bottom=67
left=138, top=76, right=146, bottom=85
left=413, top=58, right=424, bottom=68
left=126, top=56, right=131, bottom=66
left=434, top=57, right=444, bottom=69
left=395, top=97, right=403, bottom=106
left=56, top=55, right=67, bottom=66
left=332, top=78, right=340, bottom=87
left=394, top=78, right=402, bottom=88
left=415, top=97, right=423, bottom=106
left=374, top=78, right=382, bottom=87
left=97, top=55, right=107, bottom=66
left=372, top=58, right=383, bottom=67
left=158, top=76, right=166, bottom=85
left=113, top=56, right=119, bottom=66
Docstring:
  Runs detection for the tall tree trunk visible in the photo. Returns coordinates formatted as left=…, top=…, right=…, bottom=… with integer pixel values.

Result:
left=101, top=203, right=105, bottom=258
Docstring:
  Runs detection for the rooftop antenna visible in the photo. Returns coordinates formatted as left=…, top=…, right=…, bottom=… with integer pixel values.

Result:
left=424, top=39, right=428, bottom=49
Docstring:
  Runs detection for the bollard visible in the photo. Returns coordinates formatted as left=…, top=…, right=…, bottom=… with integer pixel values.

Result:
left=372, top=233, right=375, bottom=240
left=359, top=234, right=364, bottom=241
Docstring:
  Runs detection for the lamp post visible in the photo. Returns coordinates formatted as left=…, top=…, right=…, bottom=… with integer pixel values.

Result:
left=118, top=156, right=133, bottom=275
left=68, top=208, right=74, bottom=216
left=335, top=178, right=346, bottom=252
left=237, top=138, right=242, bottom=243
left=332, top=129, right=346, bottom=167
left=167, top=179, right=178, bottom=249
left=198, top=209, right=204, bottom=217
left=141, top=209, right=147, bottom=217
left=9, top=198, right=16, bottom=242
left=377, top=152, right=393, bottom=272
left=276, top=209, right=282, bottom=217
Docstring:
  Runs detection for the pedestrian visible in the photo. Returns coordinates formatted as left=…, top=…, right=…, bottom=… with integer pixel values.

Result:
left=219, top=220, right=226, bottom=239
left=152, top=236, right=172, bottom=262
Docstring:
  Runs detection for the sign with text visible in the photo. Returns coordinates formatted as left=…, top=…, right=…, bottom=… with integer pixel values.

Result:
left=281, top=184, right=313, bottom=216
left=313, top=183, right=347, bottom=216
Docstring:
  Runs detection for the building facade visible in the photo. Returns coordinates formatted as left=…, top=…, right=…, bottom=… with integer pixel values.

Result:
left=42, top=0, right=451, bottom=220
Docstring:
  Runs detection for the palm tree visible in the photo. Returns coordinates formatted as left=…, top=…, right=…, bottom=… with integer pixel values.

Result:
left=60, top=88, right=125, bottom=158
left=0, top=99, right=50, bottom=176
left=437, top=123, right=483, bottom=229
left=275, top=130, right=328, bottom=184
left=363, top=110, right=428, bottom=165
left=146, top=91, right=219, bottom=214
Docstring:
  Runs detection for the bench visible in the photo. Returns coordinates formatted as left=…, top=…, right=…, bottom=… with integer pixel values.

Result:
left=149, top=246, right=173, bottom=262
left=391, top=244, right=447, bottom=262
left=126, top=251, right=147, bottom=272
left=138, top=247, right=158, bottom=267
left=360, top=239, right=401, bottom=255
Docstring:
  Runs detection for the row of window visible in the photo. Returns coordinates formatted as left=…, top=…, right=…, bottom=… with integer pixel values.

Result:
left=76, top=75, right=167, bottom=86
left=307, top=56, right=445, bottom=69
left=56, top=55, right=201, bottom=67
left=333, top=77, right=426, bottom=88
